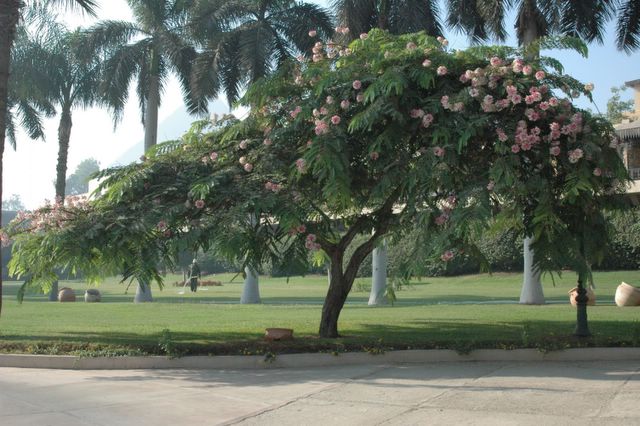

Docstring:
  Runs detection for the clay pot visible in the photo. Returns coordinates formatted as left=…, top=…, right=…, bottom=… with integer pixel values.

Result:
left=84, top=289, right=101, bottom=303
left=265, top=328, right=294, bottom=341
left=568, top=287, right=595, bottom=306
left=615, top=282, right=640, bottom=307
left=58, top=287, right=76, bottom=302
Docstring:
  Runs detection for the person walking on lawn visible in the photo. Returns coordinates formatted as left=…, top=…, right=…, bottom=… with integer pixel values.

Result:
left=188, top=259, right=201, bottom=293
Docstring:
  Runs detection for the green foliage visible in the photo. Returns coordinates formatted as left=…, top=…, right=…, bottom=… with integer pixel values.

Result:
left=606, top=85, right=634, bottom=124
left=65, top=158, right=100, bottom=195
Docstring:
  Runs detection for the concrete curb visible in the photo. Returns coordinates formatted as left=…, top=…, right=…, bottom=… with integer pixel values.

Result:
left=1, top=347, right=639, bottom=370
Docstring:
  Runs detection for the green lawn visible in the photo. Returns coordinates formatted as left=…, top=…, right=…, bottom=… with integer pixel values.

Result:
left=1, top=271, right=640, bottom=356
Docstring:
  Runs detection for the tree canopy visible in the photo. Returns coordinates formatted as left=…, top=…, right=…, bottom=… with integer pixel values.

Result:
left=6, top=30, right=629, bottom=336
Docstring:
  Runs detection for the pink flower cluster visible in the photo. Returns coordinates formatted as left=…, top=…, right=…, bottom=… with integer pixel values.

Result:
left=335, top=26, right=349, bottom=34
left=295, top=158, right=307, bottom=172
left=512, top=121, right=541, bottom=152
left=305, top=233, right=321, bottom=250
left=201, top=151, right=218, bottom=164
left=195, top=199, right=205, bottom=209
left=440, top=250, right=455, bottom=262
left=0, top=230, right=10, bottom=247
left=288, top=224, right=307, bottom=235
left=290, top=105, right=302, bottom=119
left=568, top=148, right=584, bottom=163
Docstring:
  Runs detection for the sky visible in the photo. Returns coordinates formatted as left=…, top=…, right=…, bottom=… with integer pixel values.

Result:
left=3, top=0, right=638, bottom=209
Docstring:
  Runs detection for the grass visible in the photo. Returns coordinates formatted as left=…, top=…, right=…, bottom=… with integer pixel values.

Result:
left=1, top=270, right=640, bottom=356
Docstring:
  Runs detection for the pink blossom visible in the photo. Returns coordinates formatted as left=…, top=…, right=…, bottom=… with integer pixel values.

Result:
left=320, top=106, right=328, bottom=115
left=422, top=114, right=434, bottom=128
left=314, top=120, right=329, bottom=135
left=352, top=80, right=362, bottom=90
left=410, top=108, right=425, bottom=118
left=263, top=138, right=272, bottom=146
left=496, top=128, right=508, bottom=142
left=433, top=146, right=445, bottom=157
left=511, top=94, right=522, bottom=104
left=593, top=167, right=602, bottom=176
left=370, top=151, right=379, bottom=160
left=308, top=29, right=317, bottom=37
left=452, top=102, right=464, bottom=112
left=535, top=70, right=545, bottom=80
left=360, top=33, right=368, bottom=40
left=487, top=180, right=495, bottom=191
left=326, top=96, right=334, bottom=104
left=568, top=148, right=584, bottom=163
left=422, top=59, right=432, bottom=67
left=584, top=83, right=594, bottom=92
left=312, top=53, right=323, bottom=62
left=437, top=66, right=447, bottom=76
left=490, top=57, right=502, bottom=67
left=195, top=200, right=205, bottom=209
left=295, top=158, right=306, bottom=172
left=469, top=88, right=479, bottom=97
left=163, top=229, right=172, bottom=237
left=522, top=65, right=532, bottom=75
left=538, top=101, right=549, bottom=111
left=201, top=156, right=209, bottom=164
left=525, top=95, right=535, bottom=104
left=356, top=92, right=364, bottom=102
left=157, top=221, right=168, bottom=231
left=297, top=224, right=307, bottom=233
left=440, top=250, right=454, bottom=262
left=265, top=181, right=273, bottom=190
left=239, top=156, right=247, bottom=165
left=406, top=42, right=417, bottom=50
left=511, top=144, right=520, bottom=153
left=440, top=95, right=450, bottom=109
left=548, top=97, right=559, bottom=107
left=290, top=105, right=302, bottom=119
left=506, top=85, right=518, bottom=96
left=243, top=163, right=253, bottom=172
left=239, top=140, right=248, bottom=149
left=550, top=146, right=561, bottom=156
left=340, top=99, right=350, bottom=109
left=306, top=233, right=316, bottom=242
left=331, top=115, right=341, bottom=125
left=210, top=152, right=218, bottom=161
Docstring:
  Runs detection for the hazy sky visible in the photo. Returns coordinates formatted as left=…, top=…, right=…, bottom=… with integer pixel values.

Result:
left=4, top=0, right=638, bottom=209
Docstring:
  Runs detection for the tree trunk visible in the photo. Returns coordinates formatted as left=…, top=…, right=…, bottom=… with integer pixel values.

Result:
left=377, top=0, right=390, bottom=30
left=0, top=0, right=22, bottom=317
left=520, top=236, right=545, bottom=304
left=143, top=51, right=160, bottom=153
left=519, top=0, right=540, bottom=57
left=320, top=258, right=350, bottom=338
left=49, top=106, right=73, bottom=301
left=368, top=239, right=388, bottom=306
left=240, top=266, right=260, bottom=304
left=134, top=279, right=153, bottom=303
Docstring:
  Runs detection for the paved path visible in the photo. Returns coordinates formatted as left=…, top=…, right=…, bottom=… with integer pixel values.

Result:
left=1, top=361, right=639, bottom=425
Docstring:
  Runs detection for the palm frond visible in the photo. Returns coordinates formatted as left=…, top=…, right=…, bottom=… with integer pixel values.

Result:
left=36, top=0, right=99, bottom=16
left=560, top=0, right=616, bottom=44
left=617, top=0, right=640, bottom=53
left=390, top=0, right=442, bottom=37
left=80, top=20, right=142, bottom=59
left=331, top=0, right=378, bottom=36
left=447, top=0, right=489, bottom=43
left=273, top=2, right=334, bottom=55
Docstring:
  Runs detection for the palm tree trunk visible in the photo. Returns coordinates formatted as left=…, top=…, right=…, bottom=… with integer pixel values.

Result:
left=519, top=236, right=544, bottom=304
left=377, top=0, right=390, bottom=30
left=0, top=0, right=22, bottom=317
left=143, top=51, right=160, bottom=153
left=368, top=238, right=388, bottom=306
left=48, top=106, right=73, bottom=301
left=240, top=266, right=260, bottom=304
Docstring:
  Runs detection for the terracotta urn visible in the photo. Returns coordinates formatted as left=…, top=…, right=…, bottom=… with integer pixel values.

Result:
left=615, top=282, right=640, bottom=307
left=84, top=288, right=101, bottom=303
left=265, top=328, right=294, bottom=341
left=568, top=287, right=595, bottom=306
left=58, top=287, right=76, bottom=302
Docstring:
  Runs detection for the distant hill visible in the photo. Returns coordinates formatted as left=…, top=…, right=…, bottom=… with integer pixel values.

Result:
left=111, top=100, right=230, bottom=166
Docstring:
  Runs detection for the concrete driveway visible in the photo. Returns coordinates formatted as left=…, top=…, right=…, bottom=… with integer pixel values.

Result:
left=1, top=361, right=639, bottom=425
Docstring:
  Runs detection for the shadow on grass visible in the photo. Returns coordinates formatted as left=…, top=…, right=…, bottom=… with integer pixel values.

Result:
left=2, top=319, right=638, bottom=357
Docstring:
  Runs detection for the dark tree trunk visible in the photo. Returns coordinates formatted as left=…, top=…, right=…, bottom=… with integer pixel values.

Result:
left=0, top=0, right=22, bottom=317
left=320, top=253, right=350, bottom=338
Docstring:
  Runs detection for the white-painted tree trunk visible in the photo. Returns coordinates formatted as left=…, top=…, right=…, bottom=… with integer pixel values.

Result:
left=134, top=280, right=153, bottom=303
left=368, top=239, right=388, bottom=306
left=240, top=266, right=261, bottom=304
left=519, top=236, right=545, bottom=304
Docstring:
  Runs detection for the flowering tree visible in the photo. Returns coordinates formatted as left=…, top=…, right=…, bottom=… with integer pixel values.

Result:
left=6, top=30, right=628, bottom=338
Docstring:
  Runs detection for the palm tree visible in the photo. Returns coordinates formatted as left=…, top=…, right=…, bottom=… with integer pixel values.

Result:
left=82, top=0, right=206, bottom=154
left=0, top=0, right=97, bottom=317
left=81, top=0, right=210, bottom=302
left=189, top=0, right=335, bottom=105
left=331, top=0, right=442, bottom=38
left=17, top=19, right=105, bottom=300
